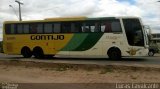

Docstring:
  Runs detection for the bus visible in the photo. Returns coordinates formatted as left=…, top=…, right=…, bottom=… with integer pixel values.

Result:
left=3, top=16, right=149, bottom=59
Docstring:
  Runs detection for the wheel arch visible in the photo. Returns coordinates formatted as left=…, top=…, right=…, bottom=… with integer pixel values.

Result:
left=107, top=46, right=122, bottom=56
left=149, top=49, right=155, bottom=53
left=33, top=46, right=43, bottom=51
left=33, top=46, right=44, bottom=59
left=21, top=46, right=31, bottom=53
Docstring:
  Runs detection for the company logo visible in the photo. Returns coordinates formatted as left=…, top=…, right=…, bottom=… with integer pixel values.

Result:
left=126, top=48, right=141, bottom=55
left=31, top=35, right=64, bottom=40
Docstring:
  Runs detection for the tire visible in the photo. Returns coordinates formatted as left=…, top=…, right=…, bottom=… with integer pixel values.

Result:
left=108, top=48, right=121, bottom=60
left=148, top=51, right=154, bottom=56
left=33, top=47, right=44, bottom=59
left=21, top=47, right=32, bottom=58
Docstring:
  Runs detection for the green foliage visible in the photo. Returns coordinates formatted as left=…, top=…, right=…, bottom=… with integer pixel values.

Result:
left=0, top=41, right=3, bottom=53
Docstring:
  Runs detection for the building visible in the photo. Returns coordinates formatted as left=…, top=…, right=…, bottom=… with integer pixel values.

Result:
left=149, top=33, right=160, bottom=52
left=150, top=33, right=160, bottom=44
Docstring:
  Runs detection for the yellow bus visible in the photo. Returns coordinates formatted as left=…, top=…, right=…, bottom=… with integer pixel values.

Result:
left=3, top=16, right=149, bottom=59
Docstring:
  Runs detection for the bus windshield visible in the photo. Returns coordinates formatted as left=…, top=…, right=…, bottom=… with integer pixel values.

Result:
left=123, top=19, right=144, bottom=46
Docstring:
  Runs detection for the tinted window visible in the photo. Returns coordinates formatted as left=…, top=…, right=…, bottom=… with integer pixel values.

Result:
left=101, top=21, right=111, bottom=32
left=17, top=24, right=23, bottom=34
left=5, top=24, right=11, bottom=34
left=71, top=22, right=82, bottom=33
left=123, top=19, right=144, bottom=46
left=71, top=23, right=75, bottom=32
left=82, top=22, right=97, bottom=33
left=82, top=23, right=90, bottom=32
left=101, top=20, right=121, bottom=32
left=94, top=22, right=101, bottom=32
left=61, top=23, right=71, bottom=33
left=23, top=24, right=29, bottom=34
left=5, top=24, right=17, bottom=34
left=111, top=21, right=121, bottom=32
left=101, top=23, right=106, bottom=32
left=4, top=19, right=122, bottom=34
left=54, top=23, right=61, bottom=33
left=30, top=24, right=37, bottom=34
left=44, top=23, right=53, bottom=33
left=37, top=24, right=43, bottom=34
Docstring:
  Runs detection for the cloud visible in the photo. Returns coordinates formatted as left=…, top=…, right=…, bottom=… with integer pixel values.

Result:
left=52, top=0, right=97, bottom=16
left=91, top=0, right=142, bottom=17
left=136, top=0, right=160, bottom=32
left=21, top=0, right=98, bottom=18
left=0, top=0, right=160, bottom=40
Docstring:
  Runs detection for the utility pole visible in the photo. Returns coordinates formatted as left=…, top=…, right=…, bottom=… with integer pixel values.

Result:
left=15, top=0, right=23, bottom=21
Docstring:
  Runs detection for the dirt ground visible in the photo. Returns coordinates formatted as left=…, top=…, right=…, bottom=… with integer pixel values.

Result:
left=0, top=64, right=160, bottom=83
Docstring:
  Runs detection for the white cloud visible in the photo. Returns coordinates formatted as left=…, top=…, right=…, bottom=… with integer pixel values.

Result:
left=0, top=0, right=160, bottom=40
left=52, top=0, right=97, bottom=16
left=21, top=0, right=98, bottom=18
left=136, top=0, right=160, bottom=33
left=91, top=0, right=143, bottom=17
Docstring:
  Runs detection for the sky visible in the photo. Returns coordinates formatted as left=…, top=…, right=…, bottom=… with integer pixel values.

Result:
left=0, top=0, right=160, bottom=40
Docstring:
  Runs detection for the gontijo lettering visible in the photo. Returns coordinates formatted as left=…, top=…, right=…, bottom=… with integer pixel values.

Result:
left=31, top=35, right=64, bottom=40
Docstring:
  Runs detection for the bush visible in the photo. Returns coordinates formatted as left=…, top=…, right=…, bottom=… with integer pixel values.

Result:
left=0, top=41, right=3, bottom=53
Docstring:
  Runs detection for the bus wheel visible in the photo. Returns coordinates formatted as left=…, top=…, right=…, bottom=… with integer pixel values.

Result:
left=21, top=47, right=32, bottom=58
left=148, top=51, right=154, bottom=56
left=33, top=47, right=44, bottom=59
left=107, top=48, right=121, bottom=60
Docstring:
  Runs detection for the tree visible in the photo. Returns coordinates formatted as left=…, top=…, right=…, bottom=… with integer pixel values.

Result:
left=0, top=41, right=3, bottom=53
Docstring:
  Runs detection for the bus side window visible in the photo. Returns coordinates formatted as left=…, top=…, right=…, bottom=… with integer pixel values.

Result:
left=54, top=23, right=61, bottom=33
left=23, top=24, right=29, bottom=34
left=101, top=23, right=106, bottom=32
left=104, top=22, right=112, bottom=32
left=30, top=24, right=37, bottom=34
left=111, top=21, right=122, bottom=32
left=44, top=23, right=53, bottom=34
left=82, top=23, right=90, bottom=33
left=17, top=24, right=23, bottom=34
left=94, top=23, right=101, bottom=32
left=71, top=23, right=82, bottom=33
left=75, top=22, right=82, bottom=33
left=5, top=24, right=11, bottom=34
left=5, top=24, right=16, bottom=34
left=37, top=24, right=43, bottom=34
left=61, top=23, right=71, bottom=33
left=11, top=24, right=16, bottom=34
left=71, top=23, right=75, bottom=33
left=90, top=26, right=95, bottom=32
left=89, top=22, right=96, bottom=32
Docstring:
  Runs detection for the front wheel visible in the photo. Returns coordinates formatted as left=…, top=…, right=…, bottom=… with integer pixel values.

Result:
left=108, top=48, right=121, bottom=60
left=148, top=51, right=154, bottom=56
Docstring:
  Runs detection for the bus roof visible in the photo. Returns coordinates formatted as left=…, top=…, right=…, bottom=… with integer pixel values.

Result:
left=45, top=16, right=87, bottom=21
left=4, top=16, right=139, bottom=24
